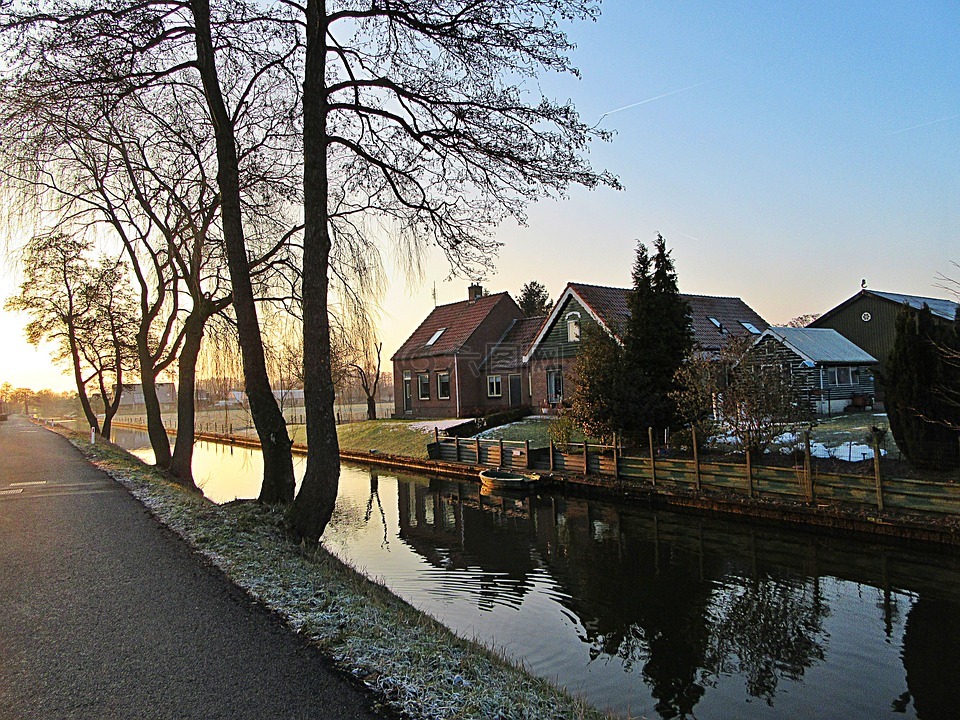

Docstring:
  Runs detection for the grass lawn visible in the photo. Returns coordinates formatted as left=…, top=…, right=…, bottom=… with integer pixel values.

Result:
left=472, top=416, right=592, bottom=448
left=289, top=419, right=436, bottom=459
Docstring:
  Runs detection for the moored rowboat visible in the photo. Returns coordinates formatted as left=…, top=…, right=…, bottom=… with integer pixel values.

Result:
left=479, top=468, right=539, bottom=491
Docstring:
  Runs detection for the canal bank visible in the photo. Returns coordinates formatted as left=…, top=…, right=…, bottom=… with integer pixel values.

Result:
left=49, top=422, right=610, bottom=720
left=110, top=420, right=960, bottom=547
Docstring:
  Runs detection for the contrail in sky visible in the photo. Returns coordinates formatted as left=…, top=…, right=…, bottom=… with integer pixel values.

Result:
left=886, top=114, right=960, bottom=136
left=596, top=80, right=714, bottom=125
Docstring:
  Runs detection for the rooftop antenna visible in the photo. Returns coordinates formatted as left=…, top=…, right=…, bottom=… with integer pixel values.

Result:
left=432, top=281, right=437, bottom=307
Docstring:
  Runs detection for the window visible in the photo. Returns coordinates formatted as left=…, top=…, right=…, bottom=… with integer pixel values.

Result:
left=437, top=372, right=451, bottom=400
left=566, top=312, right=581, bottom=342
left=487, top=374, right=502, bottom=398
left=418, top=373, right=430, bottom=400
left=708, top=317, right=727, bottom=334
left=547, top=369, right=563, bottom=404
left=425, top=328, right=446, bottom=346
left=740, top=321, right=761, bottom=334
left=827, top=367, right=853, bottom=386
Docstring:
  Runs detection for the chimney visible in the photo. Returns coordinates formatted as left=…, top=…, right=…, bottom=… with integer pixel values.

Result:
left=468, top=283, right=484, bottom=302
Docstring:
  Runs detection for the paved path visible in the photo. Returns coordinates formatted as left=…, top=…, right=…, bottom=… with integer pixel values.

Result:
left=0, top=416, right=381, bottom=720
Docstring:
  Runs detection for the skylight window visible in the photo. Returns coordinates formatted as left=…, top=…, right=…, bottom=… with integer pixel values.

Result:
left=740, top=321, right=761, bottom=334
left=708, top=317, right=727, bottom=334
left=425, top=328, right=446, bottom=346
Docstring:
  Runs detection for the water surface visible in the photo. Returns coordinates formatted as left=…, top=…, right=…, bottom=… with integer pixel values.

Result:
left=112, top=428, right=960, bottom=719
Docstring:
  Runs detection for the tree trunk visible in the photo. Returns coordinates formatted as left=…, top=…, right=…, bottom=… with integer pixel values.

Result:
left=189, top=0, right=295, bottom=504
left=169, top=312, right=204, bottom=487
left=366, top=395, right=376, bottom=421
left=69, top=329, right=100, bottom=433
left=137, top=337, right=172, bottom=469
left=290, top=0, right=340, bottom=540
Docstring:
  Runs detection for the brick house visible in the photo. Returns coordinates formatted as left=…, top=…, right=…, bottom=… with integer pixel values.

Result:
left=391, top=285, right=528, bottom=418
left=521, top=282, right=769, bottom=411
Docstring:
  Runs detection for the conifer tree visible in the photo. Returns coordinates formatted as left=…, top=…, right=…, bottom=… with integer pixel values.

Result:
left=621, top=235, right=693, bottom=437
left=885, top=304, right=960, bottom=470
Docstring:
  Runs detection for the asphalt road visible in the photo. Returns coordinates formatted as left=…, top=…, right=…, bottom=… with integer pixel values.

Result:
left=0, top=415, right=382, bottom=720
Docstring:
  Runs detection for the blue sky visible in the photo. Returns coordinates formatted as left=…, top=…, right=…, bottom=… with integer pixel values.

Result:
left=2, top=1, right=958, bottom=390
left=382, top=0, right=958, bottom=358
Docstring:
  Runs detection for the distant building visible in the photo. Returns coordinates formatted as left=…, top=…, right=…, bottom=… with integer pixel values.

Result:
left=809, top=289, right=959, bottom=381
left=118, top=382, right=176, bottom=408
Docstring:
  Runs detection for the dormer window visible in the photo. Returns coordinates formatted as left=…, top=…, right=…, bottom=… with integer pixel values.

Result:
left=740, top=321, right=760, bottom=334
left=708, top=317, right=726, bottom=334
left=566, top=312, right=581, bottom=342
left=425, top=328, right=446, bottom=346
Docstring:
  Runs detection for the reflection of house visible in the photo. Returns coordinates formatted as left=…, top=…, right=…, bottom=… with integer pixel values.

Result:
left=118, top=382, right=177, bottom=408
left=521, top=283, right=769, bottom=410
left=809, top=289, right=959, bottom=379
left=391, top=285, right=527, bottom=418
left=752, top=327, right=877, bottom=415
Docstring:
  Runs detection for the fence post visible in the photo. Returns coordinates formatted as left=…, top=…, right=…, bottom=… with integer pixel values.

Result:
left=873, top=433, right=884, bottom=512
left=476, top=438, right=482, bottom=465
left=499, top=438, right=504, bottom=467
left=435, top=427, right=439, bottom=444
left=745, top=449, right=754, bottom=498
left=648, top=427, right=657, bottom=486
left=525, top=439, right=530, bottom=469
left=613, top=440, right=620, bottom=481
left=583, top=441, right=589, bottom=475
left=455, top=436, right=461, bottom=463
left=692, top=427, right=701, bottom=492
left=804, top=430, right=813, bottom=503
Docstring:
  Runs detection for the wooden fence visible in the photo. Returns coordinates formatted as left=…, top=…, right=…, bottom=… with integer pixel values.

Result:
left=428, top=435, right=960, bottom=517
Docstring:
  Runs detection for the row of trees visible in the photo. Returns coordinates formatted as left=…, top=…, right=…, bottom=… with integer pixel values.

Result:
left=1, top=1, right=616, bottom=538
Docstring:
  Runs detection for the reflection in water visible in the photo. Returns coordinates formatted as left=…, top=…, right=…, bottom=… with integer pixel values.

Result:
left=109, top=428, right=960, bottom=719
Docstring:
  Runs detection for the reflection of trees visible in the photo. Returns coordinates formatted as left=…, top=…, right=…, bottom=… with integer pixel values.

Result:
left=395, top=478, right=539, bottom=611
left=900, top=596, right=960, bottom=719
left=704, top=576, right=828, bottom=703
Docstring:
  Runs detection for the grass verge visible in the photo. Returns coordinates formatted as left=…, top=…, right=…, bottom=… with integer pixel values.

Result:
left=61, top=427, right=609, bottom=720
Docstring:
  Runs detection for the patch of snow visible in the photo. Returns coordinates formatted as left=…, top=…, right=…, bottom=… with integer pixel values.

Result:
left=408, top=418, right=474, bottom=433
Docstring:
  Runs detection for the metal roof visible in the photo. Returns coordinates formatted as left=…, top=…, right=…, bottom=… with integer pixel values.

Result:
left=869, top=291, right=959, bottom=321
left=761, top=327, right=877, bottom=365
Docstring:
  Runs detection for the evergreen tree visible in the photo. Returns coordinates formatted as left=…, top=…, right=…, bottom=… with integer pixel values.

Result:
left=570, top=234, right=693, bottom=442
left=885, top=304, right=960, bottom=470
left=516, top=281, right=552, bottom=317
left=620, top=235, right=693, bottom=437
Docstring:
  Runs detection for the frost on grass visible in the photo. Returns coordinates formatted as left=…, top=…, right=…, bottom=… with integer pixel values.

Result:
left=65, top=433, right=608, bottom=720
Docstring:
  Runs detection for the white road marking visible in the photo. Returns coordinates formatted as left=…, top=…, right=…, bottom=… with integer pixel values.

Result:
left=0, top=488, right=24, bottom=495
left=9, top=481, right=47, bottom=487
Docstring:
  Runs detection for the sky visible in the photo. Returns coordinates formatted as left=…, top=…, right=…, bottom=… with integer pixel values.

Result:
left=2, top=0, right=958, bottom=392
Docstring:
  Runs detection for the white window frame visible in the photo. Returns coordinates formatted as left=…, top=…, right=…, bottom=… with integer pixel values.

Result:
left=425, top=328, right=446, bottom=346
left=547, top=369, right=563, bottom=404
left=827, top=367, right=853, bottom=386
left=437, top=372, right=451, bottom=400
left=418, top=373, right=430, bottom=400
left=566, top=312, right=581, bottom=342
left=487, top=374, right=503, bottom=398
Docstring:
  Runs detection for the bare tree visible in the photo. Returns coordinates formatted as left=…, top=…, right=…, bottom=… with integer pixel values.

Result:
left=6, top=234, right=137, bottom=435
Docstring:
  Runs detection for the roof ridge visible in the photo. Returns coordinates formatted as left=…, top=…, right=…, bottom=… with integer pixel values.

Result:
left=431, top=290, right=510, bottom=309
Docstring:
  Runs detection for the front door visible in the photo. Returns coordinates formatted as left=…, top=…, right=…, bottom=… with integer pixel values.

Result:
left=508, top=374, right=522, bottom=407
left=403, top=372, right=412, bottom=413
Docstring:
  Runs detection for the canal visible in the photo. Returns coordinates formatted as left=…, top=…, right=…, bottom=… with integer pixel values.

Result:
left=111, top=427, right=960, bottom=720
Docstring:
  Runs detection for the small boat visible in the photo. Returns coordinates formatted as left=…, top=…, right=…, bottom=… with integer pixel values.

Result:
left=479, top=468, right=540, bottom=491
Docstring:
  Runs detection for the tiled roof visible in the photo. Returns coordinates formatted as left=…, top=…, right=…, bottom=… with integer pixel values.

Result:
left=481, top=316, right=547, bottom=372
left=567, top=283, right=769, bottom=351
left=392, top=292, right=513, bottom=360
left=869, top=291, right=959, bottom=322
left=763, top=327, right=877, bottom=365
